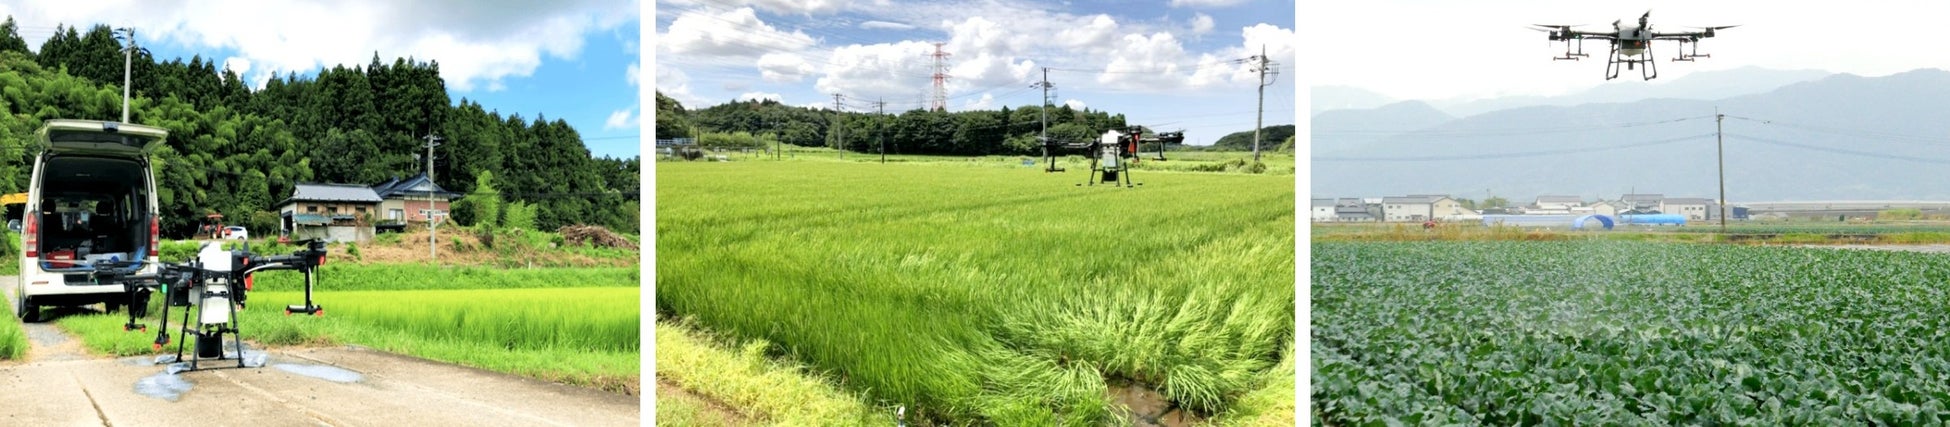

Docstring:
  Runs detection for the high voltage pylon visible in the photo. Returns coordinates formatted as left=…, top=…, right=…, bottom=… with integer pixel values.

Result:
left=929, top=42, right=951, bottom=112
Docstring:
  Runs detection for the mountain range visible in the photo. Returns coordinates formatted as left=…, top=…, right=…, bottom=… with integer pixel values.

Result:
left=1311, top=67, right=1950, bottom=202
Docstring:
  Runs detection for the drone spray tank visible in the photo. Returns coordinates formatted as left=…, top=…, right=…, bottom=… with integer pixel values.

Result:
left=1086, top=129, right=1135, bottom=187
left=107, top=239, right=328, bottom=371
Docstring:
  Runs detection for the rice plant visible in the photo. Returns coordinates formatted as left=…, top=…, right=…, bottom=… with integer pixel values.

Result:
left=657, top=161, right=1294, bottom=423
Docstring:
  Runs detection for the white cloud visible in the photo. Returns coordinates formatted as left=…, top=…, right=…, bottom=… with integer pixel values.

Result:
left=1056, top=15, right=1119, bottom=50
left=1064, top=99, right=1085, bottom=109
left=1096, top=32, right=1192, bottom=90
left=1190, top=13, right=1214, bottom=35
left=660, top=7, right=815, bottom=58
left=814, top=40, right=934, bottom=102
left=1168, top=0, right=1249, bottom=7
left=944, top=16, right=1029, bottom=58
left=737, top=91, right=783, bottom=102
left=962, top=92, right=995, bottom=110
left=860, top=20, right=914, bottom=30
left=0, top=0, right=636, bottom=92
left=605, top=107, right=639, bottom=129
left=1188, top=24, right=1295, bottom=89
left=222, top=56, right=251, bottom=76
left=626, top=61, right=640, bottom=87
left=757, top=53, right=817, bottom=82
left=656, top=62, right=710, bottom=107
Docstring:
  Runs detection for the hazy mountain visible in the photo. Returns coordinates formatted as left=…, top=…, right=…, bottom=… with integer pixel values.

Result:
left=1311, top=101, right=1453, bottom=156
left=1312, top=69, right=1950, bottom=202
left=1310, top=85, right=1395, bottom=115
left=1431, top=66, right=1833, bottom=118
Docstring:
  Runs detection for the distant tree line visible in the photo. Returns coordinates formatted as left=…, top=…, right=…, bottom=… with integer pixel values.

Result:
left=659, top=91, right=1159, bottom=157
left=0, top=17, right=637, bottom=236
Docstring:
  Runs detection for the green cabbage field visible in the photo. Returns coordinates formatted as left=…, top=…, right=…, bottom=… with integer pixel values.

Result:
left=658, top=160, right=1295, bottom=424
left=1314, top=241, right=1950, bottom=425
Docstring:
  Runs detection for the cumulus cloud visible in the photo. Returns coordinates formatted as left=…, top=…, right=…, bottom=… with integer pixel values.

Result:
left=0, top=0, right=636, bottom=92
left=1064, top=99, right=1085, bottom=109
left=1189, top=23, right=1296, bottom=88
left=605, top=107, right=639, bottom=129
left=860, top=20, right=914, bottom=30
left=1191, top=13, right=1214, bottom=35
left=656, top=62, right=710, bottom=107
left=1096, top=32, right=1192, bottom=90
left=627, top=61, right=640, bottom=86
left=814, top=40, right=934, bottom=102
left=1056, top=15, right=1119, bottom=51
left=738, top=91, right=783, bottom=102
left=757, top=53, right=817, bottom=82
left=962, top=92, right=995, bottom=110
left=660, top=7, right=815, bottom=58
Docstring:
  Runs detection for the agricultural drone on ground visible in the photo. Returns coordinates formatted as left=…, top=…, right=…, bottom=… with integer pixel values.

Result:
left=1038, top=126, right=1184, bottom=187
left=91, top=240, right=327, bottom=371
left=1531, top=10, right=1736, bottom=80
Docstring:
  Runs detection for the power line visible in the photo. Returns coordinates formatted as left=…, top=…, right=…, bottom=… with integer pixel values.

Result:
left=1724, top=134, right=1950, bottom=164
left=1314, top=133, right=1715, bottom=162
left=1315, top=115, right=1713, bottom=137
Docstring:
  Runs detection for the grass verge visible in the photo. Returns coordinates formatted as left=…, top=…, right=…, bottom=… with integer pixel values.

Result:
left=55, top=286, right=640, bottom=394
left=656, top=317, right=883, bottom=426
left=0, top=294, right=22, bottom=360
left=1207, top=347, right=1295, bottom=426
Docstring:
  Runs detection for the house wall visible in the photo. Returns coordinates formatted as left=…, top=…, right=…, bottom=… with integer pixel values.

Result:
left=1385, top=203, right=1434, bottom=222
left=280, top=201, right=379, bottom=221
left=289, top=225, right=372, bottom=244
left=1311, top=206, right=1335, bottom=221
left=1432, top=199, right=1470, bottom=220
left=381, top=197, right=452, bottom=222
left=1663, top=203, right=1711, bottom=220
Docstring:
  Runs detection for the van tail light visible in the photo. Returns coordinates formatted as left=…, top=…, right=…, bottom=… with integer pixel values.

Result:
left=22, top=215, right=36, bottom=258
left=148, top=217, right=159, bottom=257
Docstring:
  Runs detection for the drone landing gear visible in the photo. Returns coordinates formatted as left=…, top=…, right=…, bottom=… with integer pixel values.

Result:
left=1040, top=142, right=1066, bottom=173
left=1672, top=40, right=1710, bottom=62
left=1604, top=44, right=1657, bottom=81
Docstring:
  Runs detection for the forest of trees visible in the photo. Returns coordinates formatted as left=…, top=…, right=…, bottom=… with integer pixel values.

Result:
left=0, top=18, right=637, bottom=236
left=658, top=91, right=1295, bottom=158
left=658, top=91, right=1170, bottom=157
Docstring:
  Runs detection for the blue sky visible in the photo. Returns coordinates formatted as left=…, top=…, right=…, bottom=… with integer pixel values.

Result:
left=0, top=0, right=642, bottom=159
left=655, top=0, right=1296, bottom=146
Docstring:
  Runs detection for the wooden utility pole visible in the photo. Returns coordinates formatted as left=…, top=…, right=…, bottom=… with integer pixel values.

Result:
left=1716, top=109, right=1727, bottom=233
left=423, top=134, right=442, bottom=260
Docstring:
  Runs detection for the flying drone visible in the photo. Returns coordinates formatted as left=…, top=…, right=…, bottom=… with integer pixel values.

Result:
left=1531, top=11, right=1736, bottom=80
left=1038, top=126, right=1184, bottom=187
left=92, top=240, right=327, bottom=370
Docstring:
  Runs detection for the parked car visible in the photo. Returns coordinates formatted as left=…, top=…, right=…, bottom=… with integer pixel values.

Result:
left=17, top=120, right=167, bottom=322
left=224, top=226, right=248, bottom=240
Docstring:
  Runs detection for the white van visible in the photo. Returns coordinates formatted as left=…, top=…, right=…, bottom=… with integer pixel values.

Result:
left=15, top=120, right=166, bottom=322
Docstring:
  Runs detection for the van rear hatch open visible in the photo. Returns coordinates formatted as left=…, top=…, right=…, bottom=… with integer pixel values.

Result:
left=37, top=119, right=166, bottom=156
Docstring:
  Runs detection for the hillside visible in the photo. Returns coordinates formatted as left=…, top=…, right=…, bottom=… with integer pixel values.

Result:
left=1312, top=68, right=1950, bottom=201
left=0, top=20, right=637, bottom=235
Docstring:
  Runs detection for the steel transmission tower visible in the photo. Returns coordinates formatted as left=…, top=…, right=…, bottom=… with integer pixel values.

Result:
left=929, top=42, right=951, bottom=112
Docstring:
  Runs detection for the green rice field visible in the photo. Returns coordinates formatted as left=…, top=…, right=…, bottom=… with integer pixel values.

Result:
left=657, top=160, right=1295, bottom=424
left=1314, top=241, right=1950, bottom=424
left=53, top=266, right=640, bottom=392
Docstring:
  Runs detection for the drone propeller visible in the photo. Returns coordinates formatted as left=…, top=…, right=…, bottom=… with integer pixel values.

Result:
left=1686, top=25, right=1738, bottom=37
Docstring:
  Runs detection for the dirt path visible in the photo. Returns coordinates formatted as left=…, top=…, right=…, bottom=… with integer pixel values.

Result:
left=0, top=277, right=640, bottom=426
